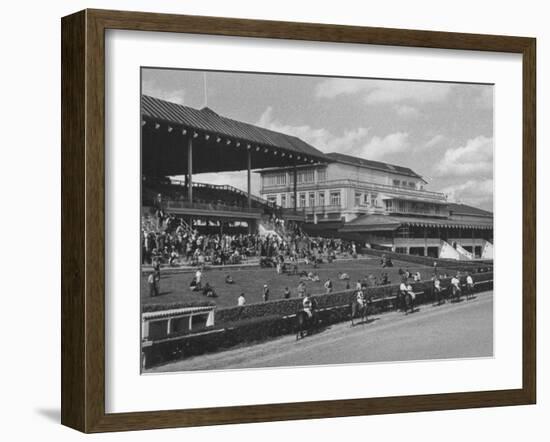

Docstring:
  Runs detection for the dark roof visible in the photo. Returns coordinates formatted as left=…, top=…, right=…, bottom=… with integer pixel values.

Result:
left=325, top=152, right=424, bottom=181
left=141, top=95, right=328, bottom=173
left=339, top=214, right=493, bottom=232
left=447, top=203, right=493, bottom=218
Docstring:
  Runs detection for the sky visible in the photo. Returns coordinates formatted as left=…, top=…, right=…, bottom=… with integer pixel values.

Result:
left=142, top=68, right=494, bottom=211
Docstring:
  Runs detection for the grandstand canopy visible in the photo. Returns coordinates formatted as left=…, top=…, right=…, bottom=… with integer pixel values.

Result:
left=340, top=214, right=494, bottom=233
left=141, top=95, right=329, bottom=176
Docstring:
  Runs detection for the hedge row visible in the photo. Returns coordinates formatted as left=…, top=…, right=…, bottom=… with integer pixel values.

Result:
left=143, top=272, right=493, bottom=368
left=361, top=247, right=493, bottom=270
left=215, top=272, right=493, bottom=325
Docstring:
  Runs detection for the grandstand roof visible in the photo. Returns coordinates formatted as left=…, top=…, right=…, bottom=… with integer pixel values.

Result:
left=339, top=214, right=494, bottom=232
left=325, top=152, right=425, bottom=181
left=447, top=203, right=493, bottom=218
left=141, top=95, right=329, bottom=175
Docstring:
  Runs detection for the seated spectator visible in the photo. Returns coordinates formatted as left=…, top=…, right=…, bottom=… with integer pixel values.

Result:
left=203, top=282, right=217, bottom=298
left=225, top=274, right=235, bottom=284
left=189, top=277, right=201, bottom=292
left=338, top=272, right=350, bottom=280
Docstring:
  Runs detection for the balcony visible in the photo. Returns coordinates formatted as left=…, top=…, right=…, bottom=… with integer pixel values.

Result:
left=261, top=178, right=447, bottom=202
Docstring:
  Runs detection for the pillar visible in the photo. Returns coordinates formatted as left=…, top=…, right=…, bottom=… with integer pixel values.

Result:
left=247, top=150, right=252, bottom=209
left=293, top=164, right=298, bottom=212
left=187, top=136, right=193, bottom=203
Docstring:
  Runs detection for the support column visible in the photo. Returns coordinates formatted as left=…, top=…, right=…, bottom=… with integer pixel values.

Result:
left=247, top=150, right=252, bottom=209
left=472, top=228, right=476, bottom=258
left=424, top=226, right=428, bottom=257
left=293, top=164, right=298, bottom=212
left=187, top=136, right=193, bottom=203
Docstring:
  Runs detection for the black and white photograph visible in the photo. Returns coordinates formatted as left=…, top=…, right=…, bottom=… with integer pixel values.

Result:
left=140, top=68, right=494, bottom=373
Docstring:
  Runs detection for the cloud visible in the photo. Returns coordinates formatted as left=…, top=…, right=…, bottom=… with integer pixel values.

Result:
left=256, top=107, right=409, bottom=160
left=315, top=78, right=453, bottom=105
left=440, top=179, right=494, bottom=210
left=394, top=104, right=420, bottom=118
left=423, top=134, right=447, bottom=150
left=474, top=85, right=494, bottom=109
left=142, top=79, right=186, bottom=105
left=360, top=132, right=410, bottom=159
left=435, top=135, right=493, bottom=177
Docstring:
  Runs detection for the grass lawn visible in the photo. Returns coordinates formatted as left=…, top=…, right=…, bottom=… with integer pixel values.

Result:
left=141, top=257, right=435, bottom=309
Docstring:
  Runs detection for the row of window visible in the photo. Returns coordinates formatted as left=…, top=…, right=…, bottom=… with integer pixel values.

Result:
left=266, top=190, right=341, bottom=208
left=393, top=179, right=418, bottom=189
left=263, top=169, right=326, bottom=187
left=385, top=199, right=441, bottom=214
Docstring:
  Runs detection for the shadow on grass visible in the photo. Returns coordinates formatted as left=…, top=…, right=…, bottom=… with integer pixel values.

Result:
left=350, top=317, right=380, bottom=327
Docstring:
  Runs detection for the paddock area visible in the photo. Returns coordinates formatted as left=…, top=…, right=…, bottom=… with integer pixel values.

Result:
left=141, top=257, right=437, bottom=309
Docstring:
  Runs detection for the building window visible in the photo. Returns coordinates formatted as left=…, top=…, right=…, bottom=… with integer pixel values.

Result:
left=393, top=179, right=401, bottom=187
left=309, top=192, right=315, bottom=207
left=290, top=194, right=295, bottom=208
left=297, top=169, right=315, bottom=184
left=363, top=193, right=369, bottom=205
left=408, top=181, right=416, bottom=188
left=401, top=180, right=407, bottom=187
left=318, top=192, right=325, bottom=206
left=280, top=194, right=286, bottom=208
left=371, top=193, right=378, bottom=207
left=385, top=200, right=393, bottom=211
left=330, top=191, right=341, bottom=206
left=355, top=192, right=361, bottom=206
left=317, top=169, right=327, bottom=182
left=299, top=193, right=306, bottom=208
left=264, top=173, right=286, bottom=187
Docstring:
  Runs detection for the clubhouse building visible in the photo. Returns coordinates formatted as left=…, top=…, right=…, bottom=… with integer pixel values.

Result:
left=258, top=152, right=493, bottom=260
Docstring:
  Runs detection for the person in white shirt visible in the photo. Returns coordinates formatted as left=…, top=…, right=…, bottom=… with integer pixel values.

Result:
left=466, top=273, right=475, bottom=299
left=450, top=273, right=462, bottom=301
left=433, top=277, right=443, bottom=305
left=302, top=295, right=313, bottom=318
left=237, top=293, right=246, bottom=306
left=195, top=269, right=202, bottom=285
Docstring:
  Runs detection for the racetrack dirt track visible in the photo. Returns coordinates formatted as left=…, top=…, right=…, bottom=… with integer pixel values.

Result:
left=147, top=290, right=493, bottom=373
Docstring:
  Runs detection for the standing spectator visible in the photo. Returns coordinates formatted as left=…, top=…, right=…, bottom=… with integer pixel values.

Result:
left=297, top=281, right=306, bottom=298
left=262, top=284, right=270, bottom=302
left=195, top=268, right=202, bottom=287
left=433, top=276, right=443, bottom=305
left=237, top=293, right=246, bottom=306
left=324, top=278, right=333, bottom=294
left=466, top=272, right=474, bottom=299
left=283, top=287, right=291, bottom=299
left=147, top=272, right=159, bottom=297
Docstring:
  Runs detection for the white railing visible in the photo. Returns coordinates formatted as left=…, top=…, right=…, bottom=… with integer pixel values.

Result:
left=262, top=178, right=446, bottom=202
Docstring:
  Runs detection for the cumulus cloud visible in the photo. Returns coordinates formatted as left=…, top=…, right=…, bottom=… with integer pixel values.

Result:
left=474, top=85, right=494, bottom=109
left=435, top=135, right=493, bottom=177
left=142, top=79, right=186, bottom=105
left=256, top=107, right=409, bottom=160
left=440, top=179, right=494, bottom=211
left=315, top=78, right=453, bottom=105
left=394, top=104, right=420, bottom=118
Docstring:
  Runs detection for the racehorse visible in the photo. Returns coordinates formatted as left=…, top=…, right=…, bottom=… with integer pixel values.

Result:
left=403, top=292, right=416, bottom=314
left=350, top=296, right=369, bottom=326
left=450, top=284, right=462, bottom=302
left=295, top=299, right=318, bottom=340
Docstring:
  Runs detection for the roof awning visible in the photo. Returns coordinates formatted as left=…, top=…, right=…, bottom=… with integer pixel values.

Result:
left=141, top=95, right=329, bottom=175
left=338, top=214, right=493, bottom=233
left=340, top=224, right=401, bottom=233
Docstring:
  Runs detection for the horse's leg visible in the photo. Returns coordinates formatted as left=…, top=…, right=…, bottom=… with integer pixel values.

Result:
left=350, top=304, right=355, bottom=327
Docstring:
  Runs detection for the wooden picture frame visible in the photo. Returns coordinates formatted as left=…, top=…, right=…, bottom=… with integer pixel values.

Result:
left=61, top=9, right=536, bottom=433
